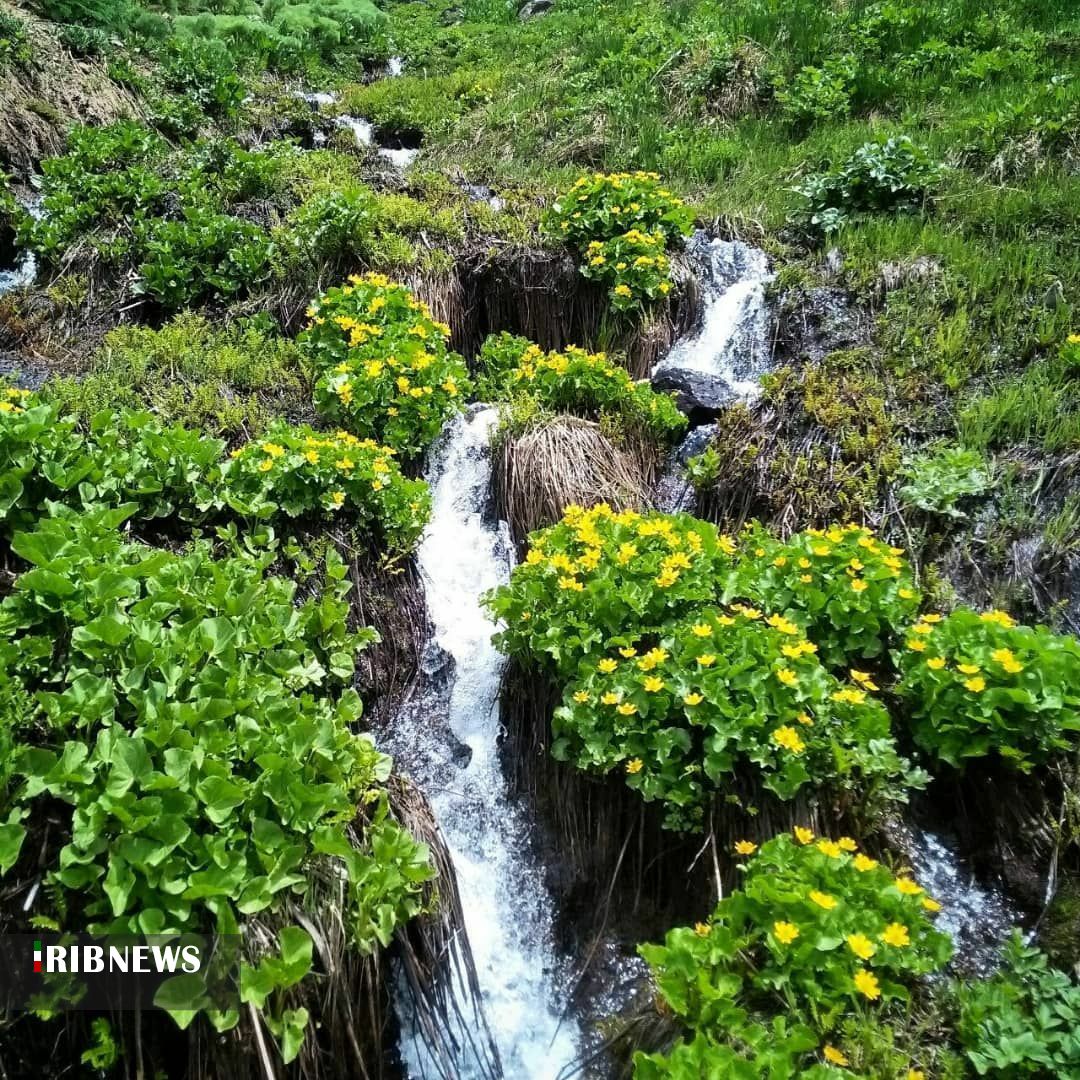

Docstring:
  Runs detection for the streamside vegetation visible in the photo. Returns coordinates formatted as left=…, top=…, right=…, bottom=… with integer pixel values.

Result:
left=0, top=0, right=1079, bottom=1076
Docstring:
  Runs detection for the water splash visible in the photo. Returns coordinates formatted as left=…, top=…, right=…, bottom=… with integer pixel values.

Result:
left=332, top=115, right=374, bottom=148
left=897, top=824, right=1021, bottom=976
left=389, top=406, right=580, bottom=1079
left=378, top=146, right=420, bottom=169
left=0, top=199, right=41, bottom=297
left=387, top=56, right=405, bottom=76
left=651, top=231, right=773, bottom=411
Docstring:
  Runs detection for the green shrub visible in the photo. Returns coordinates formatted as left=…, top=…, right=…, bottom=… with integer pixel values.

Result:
left=477, top=333, right=686, bottom=441
left=553, top=605, right=920, bottom=829
left=774, top=56, right=856, bottom=129
left=791, top=136, right=944, bottom=233
left=0, top=505, right=432, bottom=1056
left=221, top=422, right=430, bottom=550
left=898, top=444, right=994, bottom=519
left=955, top=933, right=1080, bottom=1079
left=730, top=523, right=922, bottom=668
left=486, top=504, right=735, bottom=681
left=58, top=23, right=111, bottom=56
left=546, top=171, right=693, bottom=311
left=302, top=273, right=470, bottom=456
left=0, top=12, right=31, bottom=68
left=158, top=37, right=245, bottom=118
left=896, top=607, right=1080, bottom=769
left=638, top=832, right=951, bottom=1071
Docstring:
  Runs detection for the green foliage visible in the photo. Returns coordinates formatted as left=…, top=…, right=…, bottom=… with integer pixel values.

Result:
left=220, top=423, right=431, bottom=550
left=158, top=37, right=244, bottom=118
left=730, top=523, right=922, bottom=669
left=774, top=56, right=856, bottom=130
left=58, top=23, right=111, bottom=56
left=486, top=504, right=733, bottom=681
left=955, top=933, right=1080, bottom=1079
left=0, top=505, right=432, bottom=1054
left=302, top=273, right=470, bottom=457
left=477, top=333, right=686, bottom=441
left=638, top=831, right=951, bottom=1074
left=899, top=445, right=994, bottom=519
left=546, top=172, right=693, bottom=310
left=791, top=137, right=944, bottom=233
left=0, top=12, right=32, bottom=68
left=48, top=313, right=304, bottom=438
left=553, top=605, right=920, bottom=829
left=896, top=607, right=1080, bottom=770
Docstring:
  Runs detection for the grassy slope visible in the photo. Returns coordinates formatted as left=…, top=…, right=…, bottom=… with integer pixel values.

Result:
left=347, top=0, right=1080, bottom=615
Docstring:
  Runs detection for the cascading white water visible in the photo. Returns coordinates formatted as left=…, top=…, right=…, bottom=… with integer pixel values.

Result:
left=333, top=115, right=374, bottom=148
left=0, top=198, right=41, bottom=297
left=389, top=406, right=580, bottom=1079
left=650, top=230, right=773, bottom=410
left=898, top=824, right=1021, bottom=975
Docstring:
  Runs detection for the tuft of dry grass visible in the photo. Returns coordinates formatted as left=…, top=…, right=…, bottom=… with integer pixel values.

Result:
left=495, top=415, right=651, bottom=543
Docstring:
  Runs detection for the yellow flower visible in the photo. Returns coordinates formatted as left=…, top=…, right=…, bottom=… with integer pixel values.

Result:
left=980, top=609, right=1016, bottom=628
left=617, top=702, right=638, bottom=716
left=964, top=676, right=986, bottom=693
left=796, top=711, right=814, bottom=726
left=526, top=549, right=543, bottom=565
left=907, top=1072, right=925, bottom=1080
left=817, top=840, right=843, bottom=859
left=957, top=663, right=981, bottom=675
left=823, top=1045, right=849, bottom=1067
left=573, top=691, right=590, bottom=704
left=330, top=490, right=345, bottom=507
left=655, top=568, right=679, bottom=588
left=772, top=726, right=805, bottom=754
left=838, top=837, right=858, bottom=852
left=776, top=668, right=798, bottom=687
left=899, top=588, right=915, bottom=599
left=794, top=826, right=814, bottom=845
left=927, top=657, right=946, bottom=670
left=846, top=933, right=876, bottom=960
left=619, top=646, right=638, bottom=658
left=643, top=676, right=665, bottom=693
left=895, top=877, right=923, bottom=896
left=773, top=921, right=799, bottom=945
left=305, top=449, right=320, bottom=465
left=922, top=897, right=942, bottom=912
left=851, top=579, right=868, bottom=593
left=625, top=757, right=643, bottom=773
left=598, top=658, right=618, bottom=673
left=854, top=969, right=881, bottom=1000
left=697, top=654, right=716, bottom=667
left=558, top=575, right=584, bottom=592
left=809, top=890, right=837, bottom=910
left=881, top=923, right=910, bottom=948
left=614, top=284, right=633, bottom=298
left=813, top=545, right=831, bottom=557
left=850, top=670, right=879, bottom=691
left=683, top=692, right=703, bottom=706
left=735, top=840, right=757, bottom=855
left=601, top=692, right=620, bottom=706
left=258, top=458, right=274, bottom=472
left=693, top=922, right=710, bottom=936
left=908, top=639, right=927, bottom=652
left=854, top=854, right=878, bottom=872
left=691, top=623, right=712, bottom=637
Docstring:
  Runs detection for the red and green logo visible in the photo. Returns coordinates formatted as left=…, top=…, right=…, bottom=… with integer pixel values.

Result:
left=33, top=940, right=42, bottom=973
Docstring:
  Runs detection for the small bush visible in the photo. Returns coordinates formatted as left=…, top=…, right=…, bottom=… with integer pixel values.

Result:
left=896, top=607, right=1080, bottom=769
left=59, top=23, right=111, bottom=56
left=302, top=273, right=470, bottom=457
left=485, top=504, right=735, bottom=681
left=221, top=422, right=430, bottom=550
left=637, top=831, right=951, bottom=1071
left=554, top=605, right=920, bottom=829
left=477, top=333, right=686, bottom=441
left=730, top=523, right=922, bottom=668
left=158, top=37, right=245, bottom=118
left=0, top=12, right=32, bottom=68
left=898, top=444, right=993, bottom=519
left=775, top=55, right=856, bottom=130
left=791, top=136, right=944, bottom=233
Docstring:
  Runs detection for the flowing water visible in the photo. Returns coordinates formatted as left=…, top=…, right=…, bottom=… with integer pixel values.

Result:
left=390, top=406, right=580, bottom=1079
left=0, top=199, right=40, bottom=298
left=897, top=823, right=1021, bottom=975
left=650, top=231, right=773, bottom=409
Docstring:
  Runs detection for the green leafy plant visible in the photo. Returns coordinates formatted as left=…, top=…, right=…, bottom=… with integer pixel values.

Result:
left=730, top=523, right=922, bottom=668
left=899, top=445, right=994, bottom=519
left=774, top=55, right=856, bottom=129
left=638, top=831, right=951, bottom=1073
left=302, top=273, right=470, bottom=456
left=896, top=607, right=1080, bottom=769
left=553, top=604, right=921, bottom=829
left=0, top=11, right=32, bottom=68
left=791, top=136, right=944, bottom=233
left=221, top=422, right=430, bottom=550
left=955, top=932, right=1080, bottom=1079
left=546, top=172, right=693, bottom=311
left=477, top=333, right=686, bottom=440
left=486, top=504, right=735, bottom=680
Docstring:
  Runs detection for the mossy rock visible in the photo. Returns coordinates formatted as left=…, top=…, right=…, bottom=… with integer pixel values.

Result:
left=1039, top=873, right=1080, bottom=974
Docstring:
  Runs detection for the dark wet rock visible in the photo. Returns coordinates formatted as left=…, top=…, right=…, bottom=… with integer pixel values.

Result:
left=653, top=423, right=720, bottom=513
left=651, top=366, right=736, bottom=417
left=0, top=352, right=50, bottom=389
left=518, top=0, right=554, bottom=18
left=440, top=6, right=464, bottom=24
left=774, top=285, right=870, bottom=366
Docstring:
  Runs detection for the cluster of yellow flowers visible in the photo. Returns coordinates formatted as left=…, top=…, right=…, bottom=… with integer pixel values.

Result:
left=232, top=430, right=397, bottom=495
left=907, top=610, right=1022, bottom=692
left=0, top=386, right=33, bottom=415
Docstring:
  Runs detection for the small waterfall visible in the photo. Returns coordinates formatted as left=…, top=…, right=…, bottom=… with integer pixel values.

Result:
left=333, top=115, right=374, bottom=148
left=378, top=145, right=420, bottom=170
left=897, top=824, right=1021, bottom=975
left=389, top=406, right=580, bottom=1079
left=387, top=56, right=405, bottom=76
left=0, top=199, right=41, bottom=297
left=651, top=231, right=773, bottom=412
